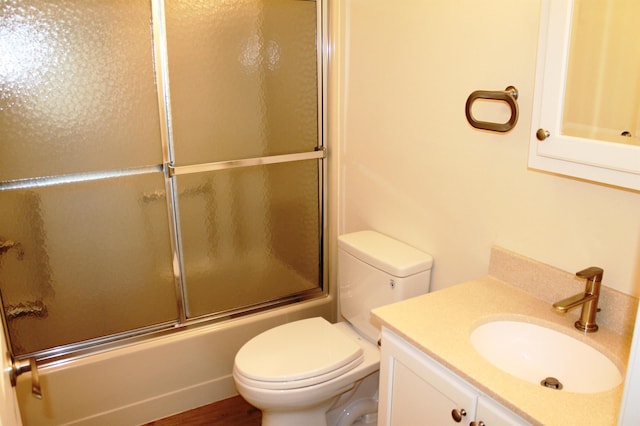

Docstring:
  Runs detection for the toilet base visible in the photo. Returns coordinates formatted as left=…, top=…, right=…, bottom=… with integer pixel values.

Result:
left=327, top=372, right=379, bottom=426
left=261, top=396, right=340, bottom=426
left=260, top=372, right=379, bottom=426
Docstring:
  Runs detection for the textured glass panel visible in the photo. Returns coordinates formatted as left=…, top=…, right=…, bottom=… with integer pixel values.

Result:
left=166, top=0, right=318, bottom=164
left=178, top=161, right=320, bottom=317
left=0, top=174, right=176, bottom=356
left=0, top=0, right=162, bottom=181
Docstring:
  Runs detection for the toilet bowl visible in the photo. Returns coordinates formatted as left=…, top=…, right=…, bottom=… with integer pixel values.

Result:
left=233, top=231, right=433, bottom=425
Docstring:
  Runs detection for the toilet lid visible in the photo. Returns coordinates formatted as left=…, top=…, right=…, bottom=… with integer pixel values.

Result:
left=234, top=317, right=364, bottom=389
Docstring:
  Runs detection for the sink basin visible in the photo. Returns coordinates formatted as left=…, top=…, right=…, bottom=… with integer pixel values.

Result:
left=470, top=320, right=622, bottom=393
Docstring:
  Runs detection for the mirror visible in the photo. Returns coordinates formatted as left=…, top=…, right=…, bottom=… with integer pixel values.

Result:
left=529, top=0, right=640, bottom=190
left=563, top=0, right=640, bottom=145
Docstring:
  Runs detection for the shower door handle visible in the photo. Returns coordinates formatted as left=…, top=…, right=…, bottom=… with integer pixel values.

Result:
left=167, top=147, right=326, bottom=177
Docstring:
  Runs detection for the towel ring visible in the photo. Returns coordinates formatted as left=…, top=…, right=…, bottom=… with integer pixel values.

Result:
left=465, top=86, right=519, bottom=132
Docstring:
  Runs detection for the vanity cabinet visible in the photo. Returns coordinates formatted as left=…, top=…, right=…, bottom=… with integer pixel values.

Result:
left=378, top=328, right=530, bottom=426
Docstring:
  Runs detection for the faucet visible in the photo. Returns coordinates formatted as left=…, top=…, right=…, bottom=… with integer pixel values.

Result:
left=552, top=267, right=603, bottom=333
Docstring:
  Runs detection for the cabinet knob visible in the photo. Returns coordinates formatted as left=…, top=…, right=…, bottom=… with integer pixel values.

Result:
left=536, top=128, right=550, bottom=141
left=471, top=422, right=486, bottom=426
left=451, top=408, right=467, bottom=422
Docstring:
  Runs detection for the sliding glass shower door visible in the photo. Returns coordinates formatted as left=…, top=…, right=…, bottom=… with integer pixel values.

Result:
left=0, top=0, right=325, bottom=361
left=164, top=0, right=323, bottom=318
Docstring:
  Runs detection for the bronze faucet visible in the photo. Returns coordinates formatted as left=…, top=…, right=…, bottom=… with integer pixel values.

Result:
left=553, top=267, right=603, bottom=333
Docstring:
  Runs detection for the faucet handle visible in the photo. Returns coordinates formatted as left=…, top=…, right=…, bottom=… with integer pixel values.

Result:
left=576, top=267, right=603, bottom=282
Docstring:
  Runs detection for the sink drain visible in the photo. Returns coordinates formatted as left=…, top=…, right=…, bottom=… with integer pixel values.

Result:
left=541, top=377, right=563, bottom=390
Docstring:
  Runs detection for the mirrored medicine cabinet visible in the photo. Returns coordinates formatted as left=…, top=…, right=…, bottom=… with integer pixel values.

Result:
left=529, top=0, right=640, bottom=190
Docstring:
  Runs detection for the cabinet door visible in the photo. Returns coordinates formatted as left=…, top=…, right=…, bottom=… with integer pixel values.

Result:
left=380, top=329, right=476, bottom=425
left=475, top=396, right=531, bottom=426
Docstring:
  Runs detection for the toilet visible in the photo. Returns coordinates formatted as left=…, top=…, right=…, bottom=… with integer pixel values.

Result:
left=233, top=231, right=433, bottom=426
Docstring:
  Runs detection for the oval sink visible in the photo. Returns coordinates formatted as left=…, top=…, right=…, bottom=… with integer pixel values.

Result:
left=470, top=320, right=622, bottom=393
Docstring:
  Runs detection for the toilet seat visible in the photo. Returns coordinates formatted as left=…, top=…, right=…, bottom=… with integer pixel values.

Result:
left=234, top=317, right=364, bottom=390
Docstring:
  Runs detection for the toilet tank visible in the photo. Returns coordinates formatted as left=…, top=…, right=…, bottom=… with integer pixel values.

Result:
left=338, top=231, right=434, bottom=343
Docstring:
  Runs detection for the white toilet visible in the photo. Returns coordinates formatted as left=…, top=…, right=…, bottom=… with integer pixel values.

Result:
left=233, top=231, right=433, bottom=426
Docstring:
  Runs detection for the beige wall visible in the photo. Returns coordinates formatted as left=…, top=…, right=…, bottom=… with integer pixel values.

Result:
left=336, top=0, right=640, bottom=296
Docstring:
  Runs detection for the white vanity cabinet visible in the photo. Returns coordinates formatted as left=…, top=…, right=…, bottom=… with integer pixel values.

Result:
left=474, top=396, right=529, bottom=426
left=378, top=328, right=530, bottom=426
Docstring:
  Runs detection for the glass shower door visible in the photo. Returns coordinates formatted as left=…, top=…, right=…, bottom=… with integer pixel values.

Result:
left=0, top=0, right=325, bottom=361
left=0, top=0, right=178, bottom=358
left=163, top=0, right=324, bottom=318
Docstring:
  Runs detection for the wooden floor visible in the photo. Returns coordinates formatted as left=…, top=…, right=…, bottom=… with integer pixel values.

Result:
left=143, top=396, right=261, bottom=426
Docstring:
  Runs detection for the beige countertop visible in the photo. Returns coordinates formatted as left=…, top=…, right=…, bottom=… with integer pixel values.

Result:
left=372, top=276, right=632, bottom=425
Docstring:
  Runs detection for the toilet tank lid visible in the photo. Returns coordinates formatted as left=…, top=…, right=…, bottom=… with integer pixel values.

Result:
left=338, top=231, right=433, bottom=277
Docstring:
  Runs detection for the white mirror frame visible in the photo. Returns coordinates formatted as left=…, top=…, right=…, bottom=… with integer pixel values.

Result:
left=529, top=0, right=640, bottom=191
